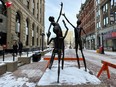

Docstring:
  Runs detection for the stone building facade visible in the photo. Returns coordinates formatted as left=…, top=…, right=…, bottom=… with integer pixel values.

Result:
left=99, top=0, right=116, bottom=51
left=0, top=0, right=45, bottom=50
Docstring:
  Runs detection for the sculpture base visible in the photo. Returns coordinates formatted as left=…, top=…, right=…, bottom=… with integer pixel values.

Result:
left=37, top=61, right=106, bottom=87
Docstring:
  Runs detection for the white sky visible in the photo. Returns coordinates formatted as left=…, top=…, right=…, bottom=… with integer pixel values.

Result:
left=45, top=0, right=86, bottom=37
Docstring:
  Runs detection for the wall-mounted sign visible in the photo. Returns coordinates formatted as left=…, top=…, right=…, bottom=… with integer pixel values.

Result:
left=112, top=32, right=116, bottom=37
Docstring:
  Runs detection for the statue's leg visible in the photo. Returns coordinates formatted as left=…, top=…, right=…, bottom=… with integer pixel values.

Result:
left=79, top=41, right=87, bottom=71
left=62, top=46, right=65, bottom=69
left=75, top=42, right=80, bottom=69
left=49, top=52, right=55, bottom=69
left=57, top=50, right=61, bottom=83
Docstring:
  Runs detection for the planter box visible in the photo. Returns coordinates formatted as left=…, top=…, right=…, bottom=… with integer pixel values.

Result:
left=18, top=57, right=31, bottom=64
left=5, top=61, right=18, bottom=72
left=0, top=63, right=7, bottom=75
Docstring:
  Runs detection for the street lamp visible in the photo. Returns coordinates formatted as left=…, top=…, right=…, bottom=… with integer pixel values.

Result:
left=41, top=32, right=45, bottom=51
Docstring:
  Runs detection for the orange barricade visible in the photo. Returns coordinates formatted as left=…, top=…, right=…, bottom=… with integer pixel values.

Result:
left=44, top=57, right=83, bottom=69
left=44, top=57, right=83, bottom=61
left=97, top=60, right=116, bottom=79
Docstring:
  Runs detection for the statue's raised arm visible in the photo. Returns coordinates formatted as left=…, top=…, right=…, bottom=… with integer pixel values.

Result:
left=62, top=20, right=68, bottom=39
left=62, top=13, right=75, bottom=29
left=56, top=2, right=63, bottom=23
left=48, top=23, right=52, bottom=32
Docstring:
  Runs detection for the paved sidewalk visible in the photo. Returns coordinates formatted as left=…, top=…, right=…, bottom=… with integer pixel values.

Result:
left=0, top=49, right=115, bottom=87
left=13, top=60, right=48, bottom=83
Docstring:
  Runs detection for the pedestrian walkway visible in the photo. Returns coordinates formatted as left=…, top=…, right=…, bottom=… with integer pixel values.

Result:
left=86, top=49, right=116, bottom=56
left=0, top=49, right=114, bottom=87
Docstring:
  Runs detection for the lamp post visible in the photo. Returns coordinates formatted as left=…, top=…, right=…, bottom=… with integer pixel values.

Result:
left=41, top=32, right=45, bottom=51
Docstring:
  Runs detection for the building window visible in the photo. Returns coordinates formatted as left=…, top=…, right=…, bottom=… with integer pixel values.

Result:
left=27, top=0, right=29, bottom=9
left=103, top=17, right=109, bottom=26
left=32, top=0, right=35, bottom=15
left=0, top=0, right=7, bottom=16
left=111, top=0, right=113, bottom=8
left=111, top=0, right=116, bottom=8
left=103, top=3, right=108, bottom=13
left=106, top=17, right=108, bottom=24
left=99, top=22, right=101, bottom=28
left=110, top=12, right=115, bottom=24
left=16, top=12, right=21, bottom=39
left=37, top=27, right=39, bottom=45
left=114, top=0, right=116, bottom=6
left=37, top=3, right=39, bottom=9
left=96, top=0, right=100, bottom=5
left=97, top=21, right=101, bottom=29
left=32, top=23, right=34, bottom=46
left=114, top=12, right=116, bottom=23
left=104, top=18, right=105, bottom=26
left=26, top=19, right=29, bottom=46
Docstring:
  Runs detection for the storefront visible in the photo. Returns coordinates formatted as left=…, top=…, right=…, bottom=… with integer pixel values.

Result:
left=103, top=31, right=116, bottom=51
left=85, top=34, right=95, bottom=50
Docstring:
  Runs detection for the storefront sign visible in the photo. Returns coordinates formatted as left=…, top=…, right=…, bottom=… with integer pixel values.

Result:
left=112, top=32, right=116, bottom=37
left=104, top=32, right=116, bottom=39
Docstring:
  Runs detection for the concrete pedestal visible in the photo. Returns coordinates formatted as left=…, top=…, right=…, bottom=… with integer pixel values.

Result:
left=5, top=61, right=18, bottom=72
left=0, top=63, right=7, bottom=75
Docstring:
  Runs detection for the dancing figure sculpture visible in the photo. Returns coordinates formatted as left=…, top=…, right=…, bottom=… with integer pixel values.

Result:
left=47, top=2, right=65, bottom=69
left=62, top=13, right=87, bottom=71
left=47, top=20, right=68, bottom=83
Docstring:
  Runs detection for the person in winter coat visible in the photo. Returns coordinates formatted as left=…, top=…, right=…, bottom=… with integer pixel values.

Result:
left=13, top=41, right=18, bottom=56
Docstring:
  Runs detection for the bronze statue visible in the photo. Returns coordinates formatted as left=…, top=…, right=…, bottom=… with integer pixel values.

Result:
left=62, top=13, right=87, bottom=71
left=47, top=20, right=68, bottom=83
left=47, top=2, right=65, bottom=70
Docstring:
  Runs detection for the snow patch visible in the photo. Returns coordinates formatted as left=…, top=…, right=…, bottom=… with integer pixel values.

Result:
left=0, top=72, right=36, bottom=87
left=38, top=61, right=101, bottom=86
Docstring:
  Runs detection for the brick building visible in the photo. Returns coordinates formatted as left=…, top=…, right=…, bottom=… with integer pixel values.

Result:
left=0, top=0, right=45, bottom=50
left=78, top=0, right=116, bottom=51
left=78, top=0, right=95, bottom=50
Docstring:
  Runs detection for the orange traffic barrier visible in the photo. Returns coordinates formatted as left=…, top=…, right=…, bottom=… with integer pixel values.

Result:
left=97, top=60, right=116, bottom=79
left=44, top=57, right=83, bottom=61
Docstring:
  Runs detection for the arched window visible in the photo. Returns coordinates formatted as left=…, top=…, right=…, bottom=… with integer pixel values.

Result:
left=37, top=26, right=39, bottom=46
left=0, top=0, right=7, bottom=16
left=15, top=12, right=21, bottom=39
left=32, top=23, right=34, bottom=46
left=26, top=18, right=29, bottom=46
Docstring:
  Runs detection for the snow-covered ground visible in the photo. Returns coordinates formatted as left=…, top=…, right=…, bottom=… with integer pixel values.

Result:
left=38, top=61, right=101, bottom=86
left=0, top=49, right=115, bottom=87
left=87, top=50, right=116, bottom=56
left=0, top=72, right=36, bottom=87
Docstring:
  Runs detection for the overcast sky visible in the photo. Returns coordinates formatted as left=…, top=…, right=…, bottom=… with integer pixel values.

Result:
left=45, top=0, right=85, bottom=37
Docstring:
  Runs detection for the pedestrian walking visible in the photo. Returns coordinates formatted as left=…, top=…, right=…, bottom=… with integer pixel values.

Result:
left=18, top=41, right=23, bottom=56
left=13, top=41, right=18, bottom=56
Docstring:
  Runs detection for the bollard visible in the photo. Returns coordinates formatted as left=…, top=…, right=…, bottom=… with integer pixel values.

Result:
left=13, top=52, right=15, bottom=61
left=2, top=45, right=6, bottom=61
left=3, top=49, right=5, bottom=61
left=27, top=51, right=28, bottom=57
